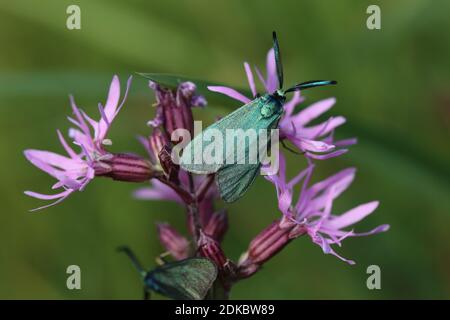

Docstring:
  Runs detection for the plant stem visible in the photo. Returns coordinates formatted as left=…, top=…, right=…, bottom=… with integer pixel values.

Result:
left=187, top=173, right=202, bottom=249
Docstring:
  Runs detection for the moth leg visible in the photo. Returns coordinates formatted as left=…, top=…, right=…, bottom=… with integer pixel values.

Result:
left=155, top=251, right=171, bottom=265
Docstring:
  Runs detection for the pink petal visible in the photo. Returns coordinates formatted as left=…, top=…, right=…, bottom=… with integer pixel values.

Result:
left=309, top=231, right=356, bottom=265
left=265, top=48, right=278, bottom=93
left=137, top=135, right=156, bottom=163
left=303, top=168, right=355, bottom=214
left=321, top=224, right=390, bottom=238
left=309, top=168, right=356, bottom=197
left=351, top=224, right=390, bottom=236
left=103, top=75, right=121, bottom=122
left=57, top=130, right=79, bottom=159
left=278, top=189, right=292, bottom=216
left=322, top=187, right=336, bottom=219
left=133, top=181, right=183, bottom=204
left=97, top=75, right=132, bottom=141
left=244, top=62, right=257, bottom=97
left=293, top=98, right=336, bottom=126
left=295, top=164, right=315, bottom=214
left=67, top=116, right=83, bottom=131
left=254, top=66, right=267, bottom=92
left=276, top=152, right=287, bottom=184
left=24, top=149, right=81, bottom=173
left=207, top=86, right=251, bottom=104
left=282, top=91, right=303, bottom=118
left=80, top=109, right=98, bottom=132
left=68, top=128, right=93, bottom=153
left=301, top=116, right=346, bottom=139
left=334, top=137, right=358, bottom=147
left=25, top=189, right=73, bottom=212
left=24, top=190, right=70, bottom=200
left=287, top=165, right=312, bottom=189
left=294, top=138, right=335, bottom=153
left=112, top=76, right=132, bottom=122
left=324, top=201, right=380, bottom=230
left=98, top=103, right=110, bottom=128
left=69, top=95, right=91, bottom=140
left=305, top=149, right=348, bottom=160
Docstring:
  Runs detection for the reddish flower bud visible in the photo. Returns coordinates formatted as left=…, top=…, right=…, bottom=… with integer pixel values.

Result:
left=204, top=209, right=228, bottom=243
left=237, top=217, right=297, bottom=279
left=157, top=223, right=190, bottom=260
left=148, top=81, right=206, bottom=141
left=94, top=153, right=155, bottom=183
left=198, top=231, right=228, bottom=271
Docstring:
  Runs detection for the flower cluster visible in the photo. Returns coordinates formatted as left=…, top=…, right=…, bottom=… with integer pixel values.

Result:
left=24, top=45, right=388, bottom=299
left=208, top=48, right=388, bottom=274
left=24, top=75, right=155, bottom=211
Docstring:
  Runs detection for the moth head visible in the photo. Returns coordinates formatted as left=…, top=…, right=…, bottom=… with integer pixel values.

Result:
left=273, top=89, right=286, bottom=102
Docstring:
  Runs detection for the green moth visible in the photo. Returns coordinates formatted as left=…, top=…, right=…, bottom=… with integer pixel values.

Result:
left=118, top=246, right=217, bottom=300
left=180, top=32, right=337, bottom=202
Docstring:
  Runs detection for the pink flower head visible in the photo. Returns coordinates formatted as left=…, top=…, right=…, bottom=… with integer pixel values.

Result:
left=265, top=153, right=389, bottom=264
left=147, top=81, right=206, bottom=136
left=24, top=75, right=132, bottom=211
left=207, top=48, right=355, bottom=160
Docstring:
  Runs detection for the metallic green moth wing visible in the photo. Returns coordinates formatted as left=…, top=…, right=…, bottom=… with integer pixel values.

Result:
left=180, top=94, right=284, bottom=202
left=180, top=97, right=261, bottom=174
left=216, top=163, right=261, bottom=202
left=146, top=257, right=217, bottom=300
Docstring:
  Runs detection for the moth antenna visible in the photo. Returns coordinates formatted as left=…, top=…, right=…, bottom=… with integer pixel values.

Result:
left=117, top=246, right=147, bottom=277
left=285, top=80, right=337, bottom=93
left=272, top=31, right=284, bottom=90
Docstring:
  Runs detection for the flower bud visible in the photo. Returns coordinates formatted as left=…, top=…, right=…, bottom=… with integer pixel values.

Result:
left=157, top=223, right=190, bottom=260
left=237, top=218, right=296, bottom=279
left=148, top=81, right=206, bottom=140
left=204, top=209, right=228, bottom=243
left=94, top=153, right=155, bottom=182
left=198, top=231, right=228, bottom=271
left=198, top=231, right=235, bottom=298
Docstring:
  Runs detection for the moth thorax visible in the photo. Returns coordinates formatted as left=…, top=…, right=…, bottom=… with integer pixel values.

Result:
left=260, top=102, right=279, bottom=118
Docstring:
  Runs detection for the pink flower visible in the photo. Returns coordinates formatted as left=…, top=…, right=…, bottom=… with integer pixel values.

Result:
left=207, top=49, right=355, bottom=160
left=24, top=75, right=132, bottom=211
left=157, top=223, right=190, bottom=260
left=266, top=153, right=389, bottom=264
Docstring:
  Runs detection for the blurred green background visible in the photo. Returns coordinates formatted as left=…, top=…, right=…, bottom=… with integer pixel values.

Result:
left=0, top=0, right=449, bottom=299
